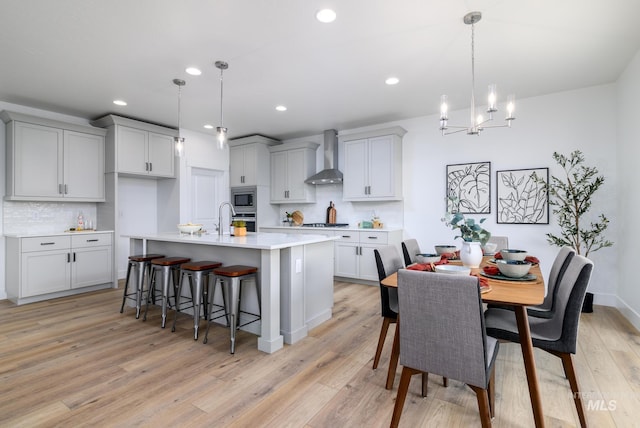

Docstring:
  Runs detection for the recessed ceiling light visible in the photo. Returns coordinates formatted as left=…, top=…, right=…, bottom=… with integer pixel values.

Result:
left=316, top=9, right=336, bottom=23
left=203, top=124, right=214, bottom=129
left=275, top=105, right=287, bottom=112
left=385, top=77, right=399, bottom=85
left=186, top=67, right=201, bottom=76
left=113, top=100, right=127, bottom=106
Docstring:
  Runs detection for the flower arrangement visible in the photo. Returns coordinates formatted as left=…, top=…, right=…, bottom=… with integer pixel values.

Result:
left=442, top=196, right=491, bottom=245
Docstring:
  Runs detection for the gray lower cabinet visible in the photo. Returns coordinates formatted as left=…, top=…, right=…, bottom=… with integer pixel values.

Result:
left=6, top=232, right=114, bottom=305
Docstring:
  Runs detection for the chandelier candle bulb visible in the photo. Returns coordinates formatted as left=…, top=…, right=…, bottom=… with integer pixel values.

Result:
left=506, top=94, right=516, bottom=120
left=440, top=95, right=448, bottom=120
left=487, top=84, right=497, bottom=112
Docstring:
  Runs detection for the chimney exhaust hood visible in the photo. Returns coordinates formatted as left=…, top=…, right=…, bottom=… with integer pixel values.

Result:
left=305, top=129, right=343, bottom=184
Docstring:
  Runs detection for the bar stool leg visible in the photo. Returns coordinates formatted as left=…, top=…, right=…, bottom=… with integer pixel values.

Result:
left=120, top=261, right=134, bottom=313
left=224, top=277, right=242, bottom=354
left=192, top=271, right=204, bottom=340
left=135, top=261, right=148, bottom=319
left=203, top=276, right=217, bottom=345
left=172, top=270, right=187, bottom=333
left=143, top=268, right=156, bottom=321
left=161, top=266, right=171, bottom=328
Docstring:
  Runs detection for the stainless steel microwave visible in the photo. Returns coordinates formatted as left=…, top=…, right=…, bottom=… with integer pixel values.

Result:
left=231, top=186, right=256, bottom=210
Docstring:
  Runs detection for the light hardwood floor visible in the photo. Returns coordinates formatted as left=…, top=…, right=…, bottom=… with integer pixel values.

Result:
left=1, top=281, right=639, bottom=427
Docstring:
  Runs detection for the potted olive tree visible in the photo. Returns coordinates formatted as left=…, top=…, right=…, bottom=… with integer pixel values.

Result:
left=542, top=150, right=613, bottom=311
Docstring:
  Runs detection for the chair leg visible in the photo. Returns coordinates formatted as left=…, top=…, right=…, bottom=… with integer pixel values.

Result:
left=373, top=317, right=393, bottom=369
left=421, top=372, right=429, bottom=397
left=488, top=366, right=496, bottom=418
left=558, top=352, right=587, bottom=428
left=443, top=376, right=448, bottom=387
left=390, top=367, right=420, bottom=428
left=469, top=385, right=492, bottom=428
left=386, top=321, right=401, bottom=390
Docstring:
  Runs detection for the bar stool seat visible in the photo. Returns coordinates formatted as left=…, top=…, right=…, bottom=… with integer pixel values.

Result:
left=144, top=256, right=191, bottom=328
left=204, top=265, right=261, bottom=354
left=120, top=254, right=165, bottom=318
left=172, top=260, right=222, bottom=340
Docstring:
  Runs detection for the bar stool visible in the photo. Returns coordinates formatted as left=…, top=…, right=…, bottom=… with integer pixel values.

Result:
left=171, top=260, right=222, bottom=340
left=120, top=254, right=165, bottom=318
left=143, top=256, right=191, bottom=328
left=203, top=265, right=261, bottom=354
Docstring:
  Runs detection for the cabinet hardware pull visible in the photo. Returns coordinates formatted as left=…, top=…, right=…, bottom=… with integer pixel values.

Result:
left=67, top=253, right=70, bottom=263
left=40, top=242, right=55, bottom=245
left=145, top=162, right=149, bottom=171
left=86, top=239, right=99, bottom=242
left=368, top=236, right=378, bottom=239
left=149, top=162, right=152, bottom=171
left=73, top=252, right=76, bottom=262
left=342, top=235, right=351, bottom=238
left=58, top=184, right=63, bottom=194
left=64, top=184, right=68, bottom=194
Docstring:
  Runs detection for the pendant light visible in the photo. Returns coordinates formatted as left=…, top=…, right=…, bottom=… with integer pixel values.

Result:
left=439, top=12, right=515, bottom=136
left=215, top=60, right=229, bottom=149
left=173, top=78, right=186, bottom=157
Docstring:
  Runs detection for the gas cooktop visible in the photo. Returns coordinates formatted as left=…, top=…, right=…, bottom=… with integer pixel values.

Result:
left=302, top=223, right=349, bottom=228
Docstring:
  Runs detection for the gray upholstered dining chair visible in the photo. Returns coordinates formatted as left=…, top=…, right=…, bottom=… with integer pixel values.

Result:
left=489, top=246, right=576, bottom=319
left=372, top=246, right=403, bottom=369
left=390, top=269, right=499, bottom=428
left=484, top=254, right=593, bottom=428
left=401, top=238, right=421, bottom=266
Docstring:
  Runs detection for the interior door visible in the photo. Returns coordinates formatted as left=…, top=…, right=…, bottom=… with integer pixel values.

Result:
left=190, top=167, right=225, bottom=232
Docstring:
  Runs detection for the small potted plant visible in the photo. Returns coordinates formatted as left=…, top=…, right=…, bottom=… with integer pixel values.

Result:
left=233, top=220, right=247, bottom=236
left=442, top=196, right=491, bottom=267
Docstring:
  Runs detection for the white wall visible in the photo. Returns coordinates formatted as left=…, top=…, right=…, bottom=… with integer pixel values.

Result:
left=401, top=85, right=618, bottom=303
left=278, top=85, right=619, bottom=307
left=616, top=49, right=640, bottom=329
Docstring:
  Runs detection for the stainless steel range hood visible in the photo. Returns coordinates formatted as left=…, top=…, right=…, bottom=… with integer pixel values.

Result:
left=305, top=129, right=343, bottom=184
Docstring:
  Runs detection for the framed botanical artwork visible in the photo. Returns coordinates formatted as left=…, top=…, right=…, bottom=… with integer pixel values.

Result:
left=496, top=167, right=549, bottom=224
left=446, top=161, right=491, bottom=214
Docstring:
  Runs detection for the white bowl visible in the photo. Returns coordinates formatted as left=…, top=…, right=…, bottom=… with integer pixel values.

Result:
left=434, top=265, right=471, bottom=276
left=482, top=242, right=498, bottom=255
left=496, top=259, right=532, bottom=278
left=416, top=253, right=441, bottom=264
left=178, top=223, right=203, bottom=234
left=434, top=245, right=457, bottom=255
left=500, top=249, right=527, bottom=261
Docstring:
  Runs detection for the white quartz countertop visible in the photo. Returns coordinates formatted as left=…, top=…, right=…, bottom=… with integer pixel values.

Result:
left=124, top=231, right=340, bottom=250
left=4, top=230, right=115, bottom=238
left=260, top=225, right=403, bottom=232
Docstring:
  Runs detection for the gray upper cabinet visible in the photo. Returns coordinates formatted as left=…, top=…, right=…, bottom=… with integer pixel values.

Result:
left=91, top=114, right=177, bottom=178
left=339, top=126, right=406, bottom=202
left=229, top=135, right=281, bottom=187
left=1, top=111, right=106, bottom=202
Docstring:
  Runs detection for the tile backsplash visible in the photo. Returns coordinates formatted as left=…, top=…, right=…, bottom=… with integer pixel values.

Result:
left=3, top=201, right=98, bottom=234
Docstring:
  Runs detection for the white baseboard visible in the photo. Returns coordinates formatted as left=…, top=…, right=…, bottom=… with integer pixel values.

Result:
left=613, top=295, right=640, bottom=332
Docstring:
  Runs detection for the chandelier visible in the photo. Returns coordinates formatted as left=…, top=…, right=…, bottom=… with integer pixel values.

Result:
left=215, top=60, right=229, bottom=148
left=173, top=78, right=186, bottom=157
left=439, top=12, right=515, bottom=136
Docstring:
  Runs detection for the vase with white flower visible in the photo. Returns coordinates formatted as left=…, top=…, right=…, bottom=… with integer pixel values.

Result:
left=442, top=196, right=491, bottom=268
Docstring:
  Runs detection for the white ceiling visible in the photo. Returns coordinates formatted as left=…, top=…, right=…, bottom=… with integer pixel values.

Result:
left=1, top=0, right=639, bottom=140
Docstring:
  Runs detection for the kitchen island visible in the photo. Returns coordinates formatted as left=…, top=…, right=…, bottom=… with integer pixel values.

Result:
left=125, top=232, right=338, bottom=353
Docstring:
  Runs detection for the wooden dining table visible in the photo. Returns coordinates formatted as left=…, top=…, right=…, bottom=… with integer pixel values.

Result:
left=381, top=257, right=546, bottom=428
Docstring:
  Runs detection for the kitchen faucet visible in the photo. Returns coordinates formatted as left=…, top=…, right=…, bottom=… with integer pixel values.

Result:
left=218, top=201, right=236, bottom=236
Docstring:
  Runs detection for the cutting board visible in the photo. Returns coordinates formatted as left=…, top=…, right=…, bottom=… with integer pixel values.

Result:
left=327, top=201, right=337, bottom=224
left=291, top=210, right=304, bottom=226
